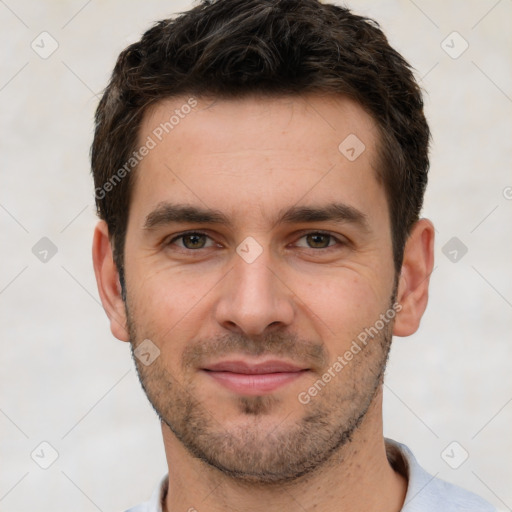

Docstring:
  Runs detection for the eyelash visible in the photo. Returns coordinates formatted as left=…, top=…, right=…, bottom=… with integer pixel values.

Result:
left=167, top=231, right=217, bottom=250
left=166, top=230, right=345, bottom=251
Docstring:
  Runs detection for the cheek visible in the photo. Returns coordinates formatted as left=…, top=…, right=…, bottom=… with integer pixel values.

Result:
left=126, top=264, right=220, bottom=343
left=293, top=271, right=389, bottom=350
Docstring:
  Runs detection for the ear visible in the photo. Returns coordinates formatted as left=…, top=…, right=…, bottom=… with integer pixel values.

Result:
left=92, top=221, right=130, bottom=342
left=393, top=218, right=435, bottom=337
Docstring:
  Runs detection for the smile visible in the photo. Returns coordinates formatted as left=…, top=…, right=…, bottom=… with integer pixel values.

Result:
left=201, top=359, right=310, bottom=395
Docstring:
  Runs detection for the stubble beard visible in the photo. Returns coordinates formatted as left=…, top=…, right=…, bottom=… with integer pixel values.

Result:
left=127, top=303, right=394, bottom=485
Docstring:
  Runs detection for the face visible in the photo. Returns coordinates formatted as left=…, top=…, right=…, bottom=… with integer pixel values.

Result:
left=122, top=94, right=398, bottom=483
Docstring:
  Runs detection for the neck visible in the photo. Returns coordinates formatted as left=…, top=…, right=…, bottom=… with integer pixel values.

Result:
left=161, top=389, right=407, bottom=512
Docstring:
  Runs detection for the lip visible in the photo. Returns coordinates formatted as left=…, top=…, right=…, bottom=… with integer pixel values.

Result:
left=204, top=359, right=306, bottom=374
left=202, top=359, right=309, bottom=395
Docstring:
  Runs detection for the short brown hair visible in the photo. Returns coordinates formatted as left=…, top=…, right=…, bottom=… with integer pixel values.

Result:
left=91, top=0, right=430, bottom=289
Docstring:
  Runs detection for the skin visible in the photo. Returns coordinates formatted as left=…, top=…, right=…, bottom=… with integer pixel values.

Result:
left=93, top=94, right=434, bottom=512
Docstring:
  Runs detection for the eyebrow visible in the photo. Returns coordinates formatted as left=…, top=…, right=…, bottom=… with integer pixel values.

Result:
left=144, top=203, right=231, bottom=229
left=143, top=202, right=369, bottom=231
left=278, top=203, right=369, bottom=231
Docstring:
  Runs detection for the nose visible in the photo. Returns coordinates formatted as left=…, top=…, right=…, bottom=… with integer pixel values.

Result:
left=214, top=248, right=295, bottom=337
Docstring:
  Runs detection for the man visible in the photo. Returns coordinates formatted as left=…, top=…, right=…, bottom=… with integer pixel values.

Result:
left=91, top=1, right=495, bottom=510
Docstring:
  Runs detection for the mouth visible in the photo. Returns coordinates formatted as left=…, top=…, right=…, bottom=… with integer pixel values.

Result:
left=201, top=359, right=310, bottom=395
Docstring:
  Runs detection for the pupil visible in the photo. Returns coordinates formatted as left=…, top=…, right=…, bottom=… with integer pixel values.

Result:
left=308, top=234, right=329, bottom=248
left=185, top=234, right=205, bottom=248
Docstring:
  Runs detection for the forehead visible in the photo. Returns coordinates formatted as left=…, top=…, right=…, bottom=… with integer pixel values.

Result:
left=140, top=93, right=378, bottom=156
left=131, top=94, right=385, bottom=227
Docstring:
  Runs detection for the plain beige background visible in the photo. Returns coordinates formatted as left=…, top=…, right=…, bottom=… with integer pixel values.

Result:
left=1, top=1, right=511, bottom=510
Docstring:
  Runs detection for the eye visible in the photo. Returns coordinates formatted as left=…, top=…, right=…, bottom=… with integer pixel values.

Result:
left=169, top=232, right=214, bottom=250
left=295, top=232, right=339, bottom=249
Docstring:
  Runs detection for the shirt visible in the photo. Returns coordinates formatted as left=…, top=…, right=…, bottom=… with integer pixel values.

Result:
left=125, top=439, right=496, bottom=512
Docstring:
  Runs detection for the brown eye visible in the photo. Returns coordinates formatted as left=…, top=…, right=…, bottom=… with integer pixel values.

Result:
left=305, top=233, right=333, bottom=249
left=170, top=232, right=213, bottom=249
left=181, top=233, right=207, bottom=249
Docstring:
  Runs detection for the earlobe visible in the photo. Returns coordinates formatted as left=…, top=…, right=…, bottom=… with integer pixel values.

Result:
left=92, top=221, right=130, bottom=342
left=393, top=219, right=435, bottom=337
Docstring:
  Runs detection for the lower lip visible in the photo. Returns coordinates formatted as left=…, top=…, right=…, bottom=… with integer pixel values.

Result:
left=203, top=370, right=307, bottom=395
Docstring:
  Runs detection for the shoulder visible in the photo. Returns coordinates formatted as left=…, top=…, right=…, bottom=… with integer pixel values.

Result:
left=385, top=439, right=497, bottom=512
left=123, top=475, right=168, bottom=512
